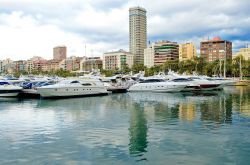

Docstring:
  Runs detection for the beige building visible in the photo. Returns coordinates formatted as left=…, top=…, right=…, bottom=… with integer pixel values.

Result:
left=80, top=57, right=103, bottom=72
left=46, top=59, right=60, bottom=71
left=26, top=60, right=34, bottom=73
left=53, top=45, right=67, bottom=61
left=235, top=47, right=250, bottom=60
left=0, top=60, right=3, bottom=73
left=103, top=49, right=134, bottom=70
left=179, top=43, right=197, bottom=61
left=59, top=56, right=82, bottom=71
left=144, top=41, right=179, bottom=68
left=129, top=7, right=147, bottom=64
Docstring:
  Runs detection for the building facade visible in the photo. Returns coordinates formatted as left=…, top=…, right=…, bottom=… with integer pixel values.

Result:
left=200, top=37, right=232, bottom=62
left=179, top=43, right=197, bottom=61
left=53, top=45, right=67, bottom=61
left=129, top=7, right=147, bottom=65
left=59, top=56, right=82, bottom=71
left=103, top=49, right=134, bottom=70
left=235, top=47, right=250, bottom=61
left=0, top=60, right=3, bottom=73
left=80, top=57, right=103, bottom=72
left=144, top=41, right=179, bottom=68
left=15, top=60, right=26, bottom=72
left=46, top=60, right=60, bottom=71
left=26, top=60, right=34, bottom=73
left=1, top=58, right=15, bottom=73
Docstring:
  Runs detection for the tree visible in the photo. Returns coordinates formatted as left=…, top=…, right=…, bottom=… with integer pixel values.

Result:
left=162, top=60, right=179, bottom=72
left=178, top=60, right=196, bottom=74
left=121, top=63, right=131, bottom=74
left=132, top=63, right=147, bottom=73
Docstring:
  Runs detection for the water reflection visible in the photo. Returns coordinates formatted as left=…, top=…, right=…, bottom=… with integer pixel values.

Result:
left=128, top=91, right=237, bottom=128
left=0, top=87, right=249, bottom=164
left=179, top=103, right=196, bottom=122
left=129, top=102, right=148, bottom=161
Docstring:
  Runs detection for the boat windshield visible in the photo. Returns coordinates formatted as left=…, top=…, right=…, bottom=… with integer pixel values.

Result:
left=70, top=81, right=80, bottom=84
left=172, top=78, right=191, bottom=82
left=81, top=83, right=92, bottom=86
left=0, top=82, right=10, bottom=85
left=139, top=79, right=166, bottom=83
left=188, top=77, right=200, bottom=80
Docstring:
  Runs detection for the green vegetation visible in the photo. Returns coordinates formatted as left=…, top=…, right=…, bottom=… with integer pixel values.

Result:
left=13, top=69, right=77, bottom=78
left=8, top=56, right=250, bottom=78
left=101, top=56, right=250, bottom=78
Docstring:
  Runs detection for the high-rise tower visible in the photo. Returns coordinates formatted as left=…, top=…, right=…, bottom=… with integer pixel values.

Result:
left=129, top=7, right=147, bottom=65
left=53, top=45, right=67, bottom=61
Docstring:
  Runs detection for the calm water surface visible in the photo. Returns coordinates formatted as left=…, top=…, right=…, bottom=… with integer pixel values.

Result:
left=0, top=86, right=250, bottom=165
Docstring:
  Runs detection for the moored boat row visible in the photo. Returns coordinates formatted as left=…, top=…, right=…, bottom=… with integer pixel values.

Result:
left=0, top=73, right=249, bottom=99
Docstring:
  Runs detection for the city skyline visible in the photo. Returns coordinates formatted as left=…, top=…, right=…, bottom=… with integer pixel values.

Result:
left=0, top=0, right=250, bottom=60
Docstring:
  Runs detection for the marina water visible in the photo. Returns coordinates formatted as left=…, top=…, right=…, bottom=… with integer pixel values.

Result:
left=0, top=86, right=249, bottom=164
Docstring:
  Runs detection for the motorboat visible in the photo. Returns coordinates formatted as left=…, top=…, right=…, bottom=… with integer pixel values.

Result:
left=128, top=78, right=187, bottom=92
left=167, top=71, right=224, bottom=91
left=187, top=77, right=224, bottom=91
left=19, top=81, right=54, bottom=98
left=101, top=76, right=135, bottom=93
left=37, top=78, right=108, bottom=98
left=201, top=76, right=237, bottom=86
left=0, top=81, right=23, bottom=97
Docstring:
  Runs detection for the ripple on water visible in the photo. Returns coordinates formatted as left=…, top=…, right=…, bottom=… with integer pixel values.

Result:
left=0, top=87, right=250, bottom=164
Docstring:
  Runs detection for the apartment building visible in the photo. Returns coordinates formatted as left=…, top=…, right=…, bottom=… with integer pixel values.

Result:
left=200, top=37, right=232, bottom=62
left=144, top=40, right=179, bottom=68
left=103, top=49, right=134, bottom=70
left=179, top=43, right=197, bottom=61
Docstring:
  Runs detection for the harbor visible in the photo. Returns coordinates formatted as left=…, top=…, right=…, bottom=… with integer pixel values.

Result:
left=1, top=1, right=250, bottom=164
left=0, top=86, right=249, bottom=164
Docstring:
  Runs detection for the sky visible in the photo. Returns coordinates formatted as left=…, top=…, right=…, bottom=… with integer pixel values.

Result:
left=0, top=0, right=250, bottom=60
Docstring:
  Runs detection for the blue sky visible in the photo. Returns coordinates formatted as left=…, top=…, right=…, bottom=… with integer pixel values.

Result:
left=0, top=0, right=250, bottom=60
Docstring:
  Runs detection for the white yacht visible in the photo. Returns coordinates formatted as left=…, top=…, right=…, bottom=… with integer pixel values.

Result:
left=37, top=78, right=108, bottom=98
left=204, top=77, right=237, bottom=86
left=0, top=81, right=23, bottom=97
left=167, top=72, right=224, bottom=91
left=128, top=78, right=187, bottom=92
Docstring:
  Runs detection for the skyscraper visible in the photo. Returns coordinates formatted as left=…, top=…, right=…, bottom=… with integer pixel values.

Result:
left=53, top=45, right=67, bottom=61
left=129, top=7, right=147, bottom=65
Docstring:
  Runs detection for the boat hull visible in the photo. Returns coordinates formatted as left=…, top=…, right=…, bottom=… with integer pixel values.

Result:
left=0, top=89, right=22, bottom=97
left=37, top=87, right=108, bottom=98
left=129, top=84, right=187, bottom=93
left=18, top=89, right=40, bottom=98
left=0, top=92, right=20, bottom=97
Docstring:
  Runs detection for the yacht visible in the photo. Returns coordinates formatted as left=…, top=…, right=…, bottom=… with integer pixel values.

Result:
left=205, top=77, right=237, bottom=86
left=0, top=81, right=23, bottom=97
left=128, top=78, right=187, bottom=92
left=101, top=76, right=135, bottom=93
left=37, top=78, right=108, bottom=98
left=19, top=81, right=53, bottom=98
left=167, top=72, right=224, bottom=91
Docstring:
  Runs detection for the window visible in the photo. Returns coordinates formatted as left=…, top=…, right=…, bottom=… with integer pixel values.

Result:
left=70, top=81, right=80, bottom=84
left=81, top=83, right=92, bottom=86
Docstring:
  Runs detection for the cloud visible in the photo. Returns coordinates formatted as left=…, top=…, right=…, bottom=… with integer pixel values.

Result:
left=0, top=0, right=250, bottom=60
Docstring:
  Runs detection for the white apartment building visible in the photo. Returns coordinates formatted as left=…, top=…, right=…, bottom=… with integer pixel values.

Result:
left=103, top=49, right=134, bottom=70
